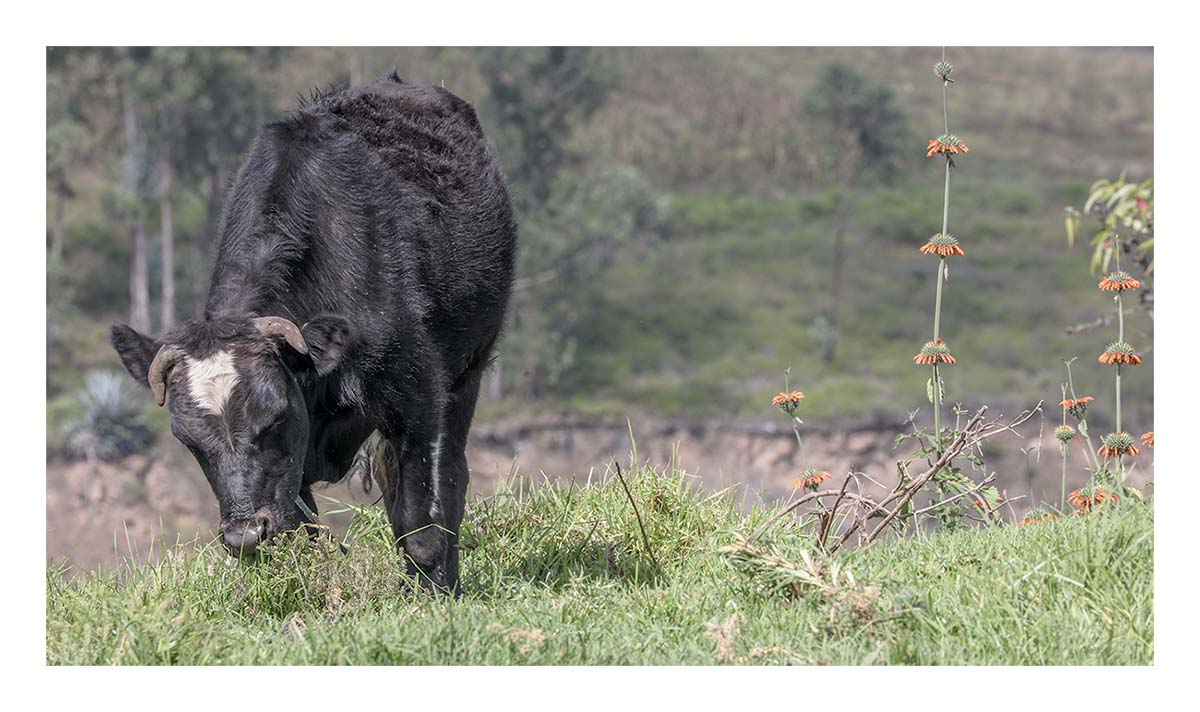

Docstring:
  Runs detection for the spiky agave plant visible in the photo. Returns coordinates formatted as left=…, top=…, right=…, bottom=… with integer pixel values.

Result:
left=64, top=371, right=154, bottom=462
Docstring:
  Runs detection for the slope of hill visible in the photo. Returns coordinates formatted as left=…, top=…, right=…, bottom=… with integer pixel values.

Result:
left=47, top=47, right=1154, bottom=429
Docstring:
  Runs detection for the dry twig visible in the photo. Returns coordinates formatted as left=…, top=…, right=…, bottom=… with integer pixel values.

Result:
left=751, top=403, right=1042, bottom=553
left=613, top=461, right=659, bottom=569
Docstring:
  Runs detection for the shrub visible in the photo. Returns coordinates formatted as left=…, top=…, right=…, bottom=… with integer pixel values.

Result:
left=63, top=371, right=154, bottom=462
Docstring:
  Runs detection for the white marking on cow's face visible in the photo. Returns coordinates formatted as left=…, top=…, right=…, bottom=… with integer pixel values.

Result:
left=186, top=350, right=240, bottom=415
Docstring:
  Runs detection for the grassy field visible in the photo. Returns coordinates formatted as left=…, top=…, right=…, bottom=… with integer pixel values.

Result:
left=46, top=466, right=1153, bottom=665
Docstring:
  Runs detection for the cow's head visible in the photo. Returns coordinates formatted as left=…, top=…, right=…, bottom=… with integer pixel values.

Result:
left=109, top=314, right=353, bottom=557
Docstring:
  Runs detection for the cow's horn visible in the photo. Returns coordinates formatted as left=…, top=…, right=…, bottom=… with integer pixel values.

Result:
left=147, top=345, right=185, bottom=407
left=252, top=316, right=308, bottom=355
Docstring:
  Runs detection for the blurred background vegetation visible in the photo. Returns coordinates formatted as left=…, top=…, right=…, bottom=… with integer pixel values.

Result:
left=45, top=47, right=1153, bottom=456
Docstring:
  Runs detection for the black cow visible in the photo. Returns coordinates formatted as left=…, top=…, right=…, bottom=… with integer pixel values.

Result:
left=110, top=74, right=517, bottom=593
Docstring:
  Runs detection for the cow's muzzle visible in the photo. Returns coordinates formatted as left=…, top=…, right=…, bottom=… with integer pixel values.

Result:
left=220, top=510, right=273, bottom=557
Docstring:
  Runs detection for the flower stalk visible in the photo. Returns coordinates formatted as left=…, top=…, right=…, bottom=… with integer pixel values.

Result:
left=1096, top=235, right=1142, bottom=491
left=1116, top=242, right=1124, bottom=434
left=1063, top=359, right=1102, bottom=474
left=771, top=369, right=828, bottom=494
left=1058, top=384, right=1069, bottom=509
left=926, top=47, right=959, bottom=456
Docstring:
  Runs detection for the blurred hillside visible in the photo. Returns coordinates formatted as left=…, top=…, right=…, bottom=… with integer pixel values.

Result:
left=46, top=47, right=1153, bottom=447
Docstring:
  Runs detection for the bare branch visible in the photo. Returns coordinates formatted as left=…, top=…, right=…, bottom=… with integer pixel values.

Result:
left=750, top=403, right=1042, bottom=552
left=613, top=461, right=659, bottom=569
left=1065, top=314, right=1112, bottom=335
left=907, top=473, right=996, bottom=519
left=751, top=489, right=887, bottom=541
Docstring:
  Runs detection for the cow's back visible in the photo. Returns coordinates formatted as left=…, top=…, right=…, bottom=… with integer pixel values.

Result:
left=209, top=76, right=516, bottom=382
left=309, top=78, right=492, bottom=203
left=304, top=77, right=517, bottom=375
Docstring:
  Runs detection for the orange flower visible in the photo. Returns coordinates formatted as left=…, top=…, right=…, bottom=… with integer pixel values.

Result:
left=1067, top=488, right=1087, bottom=508
left=1098, top=342, right=1142, bottom=366
left=914, top=338, right=956, bottom=365
left=920, top=233, right=966, bottom=257
left=1019, top=510, right=1057, bottom=527
left=1098, top=351, right=1142, bottom=365
left=1098, top=443, right=1140, bottom=458
left=1140, top=431, right=1154, bottom=448
left=1098, top=432, right=1139, bottom=458
left=1059, top=396, right=1094, bottom=410
left=1098, top=270, right=1142, bottom=292
left=1069, top=486, right=1120, bottom=512
left=792, top=469, right=831, bottom=492
left=1059, top=395, right=1094, bottom=420
left=772, top=390, right=806, bottom=413
left=926, top=134, right=969, bottom=157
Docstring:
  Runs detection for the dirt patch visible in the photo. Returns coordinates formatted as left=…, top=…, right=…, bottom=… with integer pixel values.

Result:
left=47, top=413, right=1152, bottom=573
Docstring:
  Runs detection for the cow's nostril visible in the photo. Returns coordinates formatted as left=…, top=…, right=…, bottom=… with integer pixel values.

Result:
left=222, top=521, right=263, bottom=557
left=255, top=515, right=271, bottom=540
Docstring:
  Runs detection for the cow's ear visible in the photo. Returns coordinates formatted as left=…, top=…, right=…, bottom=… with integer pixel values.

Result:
left=110, top=323, right=160, bottom=388
left=300, top=315, right=355, bottom=376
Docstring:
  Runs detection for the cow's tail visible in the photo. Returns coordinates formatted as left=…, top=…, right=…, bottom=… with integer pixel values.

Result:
left=346, top=430, right=399, bottom=501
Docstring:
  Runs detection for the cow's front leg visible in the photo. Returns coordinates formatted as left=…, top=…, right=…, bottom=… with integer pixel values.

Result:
left=386, top=426, right=454, bottom=591
left=380, top=363, right=452, bottom=589
left=438, top=366, right=484, bottom=595
left=370, top=320, right=456, bottom=590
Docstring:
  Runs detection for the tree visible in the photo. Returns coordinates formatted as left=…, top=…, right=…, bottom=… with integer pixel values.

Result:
left=46, top=79, right=89, bottom=272
left=1065, top=176, right=1154, bottom=312
left=118, top=51, right=153, bottom=334
left=804, top=63, right=908, bottom=363
left=506, top=165, right=667, bottom=399
left=477, top=47, right=612, bottom=210
left=145, top=48, right=269, bottom=327
left=46, top=55, right=95, bottom=392
left=474, top=48, right=615, bottom=399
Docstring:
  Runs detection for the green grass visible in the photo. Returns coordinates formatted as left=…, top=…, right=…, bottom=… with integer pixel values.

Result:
left=46, top=465, right=1153, bottom=665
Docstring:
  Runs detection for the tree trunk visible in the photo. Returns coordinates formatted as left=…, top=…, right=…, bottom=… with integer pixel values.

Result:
left=252, top=47, right=268, bottom=130
left=486, top=354, right=503, bottom=401
left=159, top=156, right=176, bottom=330
left=121, top=77, right=151, bottom=333
left=131, top=216, right=150, bottom=332
left=349, top=47, right=369, bottom=86
left=50, top=186, right=66, bottom=268
left=48, top=185, right=68, bottom=391
left=824, top=190, right=848, bottom=364
left=196, top=156, right=226, bottom=315
left=823, top=139, right=861, bottom=365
